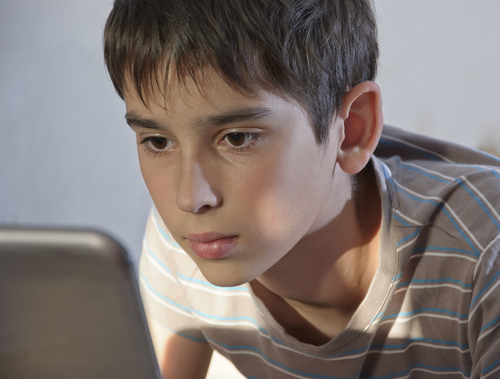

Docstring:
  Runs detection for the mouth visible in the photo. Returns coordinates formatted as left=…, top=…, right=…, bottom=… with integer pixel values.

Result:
left=185, top=232, right=239, bottom=260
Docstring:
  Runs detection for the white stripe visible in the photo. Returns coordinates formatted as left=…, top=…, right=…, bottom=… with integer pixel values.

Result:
left=478, top=319, right=500, bottom=342
left=340, top=340, right=470, bottom=361
left=382, top=135, right=455, bottom=164
left=215, top=341, right=470, bottom=379
left=178, top=278, right=252, bottom=297
left=394, top=283, right=472, bottom=295
left=369, top=342, right=470, bottom=355
left=144, top=289, right=299, bottom=358
left=145, top=235, right=251, bottom=297
left=473, top=234, right=500, bottom=279
left=483, top=362, right=500, bottom=379
left=396, top=158, right=455, bottom=181
left=146, top=252, right=178, bottom=283
left=469, top=275, right=500, bottom=320
left=143, top=238, right=180, bottom=283
left=378, top=312, right=469, bottom=328
left=142, top=279, right=469, bottom=364
left=192, top=314, right=307, bottom=358
left=140, top=276, right=194, bottom=318
left=473, top=164, right=500, bottom=174
left=388, top=367, right=469, bottom=379
left=442, top=204, right=484, bottom=251
left=393, top=209, right=424, bottom=226
left=397, top=237, right=419, bottom=252
left=195, top=316, right=259, bottom=330
left=393, top=178, right=484, bottom=252
left=151, top=213, right=187, bottom=254
left=461, top=176, right=500, bottom=224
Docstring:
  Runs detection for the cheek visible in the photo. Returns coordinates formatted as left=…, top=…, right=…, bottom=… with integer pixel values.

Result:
left=139, top=158, right=178, bottom=216
left=236, top=150, right=325, bottom=249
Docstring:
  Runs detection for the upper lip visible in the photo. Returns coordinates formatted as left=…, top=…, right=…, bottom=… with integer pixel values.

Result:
left=185, top=232, right=237, bottom=243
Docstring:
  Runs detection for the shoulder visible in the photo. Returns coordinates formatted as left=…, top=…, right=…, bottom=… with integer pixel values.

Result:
left=374, top=126, right=500, bottom=249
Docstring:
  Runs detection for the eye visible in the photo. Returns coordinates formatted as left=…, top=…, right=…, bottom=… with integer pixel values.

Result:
left=149, top=137, right=168, bottom=150
left=223, top=133, right=259, bottom=149
left=140, top=136, right=177, bottom=156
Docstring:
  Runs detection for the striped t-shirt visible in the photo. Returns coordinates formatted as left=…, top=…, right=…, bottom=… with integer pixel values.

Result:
left=139, top=125, right=500, bottom=379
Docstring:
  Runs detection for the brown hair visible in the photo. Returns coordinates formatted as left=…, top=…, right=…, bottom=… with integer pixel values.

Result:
left=104, top=0, right=378, bottom=143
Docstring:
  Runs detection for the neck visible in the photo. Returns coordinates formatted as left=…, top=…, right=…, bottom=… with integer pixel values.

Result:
left=252, top=162, right=381, bottom=343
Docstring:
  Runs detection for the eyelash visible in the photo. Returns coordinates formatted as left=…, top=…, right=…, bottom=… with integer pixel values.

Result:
left=139, top=132, right=261, bottom=157
left=220, top=132, right=261, bottom=153
left=140, top=136, right=176, bottom=157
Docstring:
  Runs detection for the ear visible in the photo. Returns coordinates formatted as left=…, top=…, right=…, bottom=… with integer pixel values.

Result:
left=336, top=81, right=383, bottom=175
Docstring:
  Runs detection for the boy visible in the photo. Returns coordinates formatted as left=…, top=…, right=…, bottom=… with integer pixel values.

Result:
left=103, top=0, right=500, bottom=378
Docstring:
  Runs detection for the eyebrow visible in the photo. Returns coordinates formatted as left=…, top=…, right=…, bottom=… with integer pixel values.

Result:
left=125, top=106, right=275, bottom=131
left=195, top=106, right=275, bottom=129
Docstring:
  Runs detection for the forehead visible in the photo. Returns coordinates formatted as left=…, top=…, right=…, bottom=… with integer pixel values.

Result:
left=123, top=68, right=308, bottom=126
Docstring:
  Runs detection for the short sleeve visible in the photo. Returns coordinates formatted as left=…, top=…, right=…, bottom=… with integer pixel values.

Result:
left=469, top=235, right=500, bottom=378
left=139, top=208, right=207, bottom=343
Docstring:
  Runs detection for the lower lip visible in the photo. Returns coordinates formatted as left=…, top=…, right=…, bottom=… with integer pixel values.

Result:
left=186, top=237, right=238, bottom=260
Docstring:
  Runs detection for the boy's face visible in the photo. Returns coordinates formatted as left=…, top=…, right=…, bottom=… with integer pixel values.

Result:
left=124, top=70, right=345, bottom=287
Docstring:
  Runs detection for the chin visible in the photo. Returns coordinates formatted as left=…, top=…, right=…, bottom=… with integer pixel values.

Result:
left=198, top=261, right=258, bottom=288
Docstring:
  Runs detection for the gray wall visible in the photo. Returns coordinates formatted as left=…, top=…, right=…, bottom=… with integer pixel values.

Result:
left=0, top=1, right=151, bottom=262
left=1, top=1, right=499, bottom=265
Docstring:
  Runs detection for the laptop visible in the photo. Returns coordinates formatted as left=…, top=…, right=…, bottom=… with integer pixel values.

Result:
left=0, top=227, right=161, bottom=379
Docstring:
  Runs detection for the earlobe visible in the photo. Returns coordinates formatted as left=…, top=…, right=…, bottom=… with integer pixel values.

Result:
left=337, top=81, right=383, bottom=174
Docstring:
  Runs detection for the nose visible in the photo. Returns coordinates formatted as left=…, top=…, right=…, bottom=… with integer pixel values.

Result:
left=176, top=156, right=221, bottom=214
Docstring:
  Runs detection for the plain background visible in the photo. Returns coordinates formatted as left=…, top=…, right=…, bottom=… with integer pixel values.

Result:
left=1, top=1, right=499, bottom=377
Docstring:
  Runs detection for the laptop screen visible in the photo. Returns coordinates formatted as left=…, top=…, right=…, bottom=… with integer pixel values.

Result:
left=0, top=228, right=161, bottom=379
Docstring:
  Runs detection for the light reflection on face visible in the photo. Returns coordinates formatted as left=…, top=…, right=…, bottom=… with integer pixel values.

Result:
left=124, top=71, right=344, bottom=287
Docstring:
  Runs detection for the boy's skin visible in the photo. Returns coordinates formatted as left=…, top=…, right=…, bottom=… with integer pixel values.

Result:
left=124, top=69, right=384, bottom=378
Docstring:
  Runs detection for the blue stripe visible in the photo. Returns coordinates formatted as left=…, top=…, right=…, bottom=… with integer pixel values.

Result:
left=143, top=273, right=258, bottom=323
left=480, top=314, right=500, bottom=333
left=439, top=206, right=481, bottom=255
left=470, top=166, right=500, bottom=184
left=393, top=273, right=403, bottom=281
left=491, top=169, right=500, bottom=181
left=456, top=179, right=500, bottom=231
left=470, top=268, right=500, bottom=308
left=396, top=278, right=472, bottom=289
left=370, top=311, right=386, bottom=323
left=413, top=246, right=479, bottom=258
left=478, top=151, right=500, bottom=165
left=395, top=159, right=450, bottom=183
left=393, top=214, right=413, bottom=227
left=362, top=363, right=471, bottom=379
left=482, top=357, right=500, bottom=375
left=174, top=331, right=207, bottom=343
left=396, top=227, right=421, bottom=246
left=381, top=307, right=468, bottom=321
left=401, top=189, right=480, bottom=255
left=370, top=337, right=469, bottom=350
left=146, top=242, right=249, bottom=292
left=153, top=207, right=181, bottom=248
left=208, top=337, right=358, bottom=379
left=141, top=274, right=192, bottom=314
left=382, top=165, right=481, bottom=256
left=312, top=335, right=470, bottom=360
left=143, top=275, right=290, bottom=347
left=378, top=139, right=443, bottom=161
left=146, top=244, right=174, bottom=275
